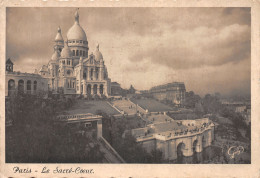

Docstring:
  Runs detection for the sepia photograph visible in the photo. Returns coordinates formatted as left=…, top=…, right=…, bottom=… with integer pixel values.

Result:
left=5, top=7, right=251, bottom=165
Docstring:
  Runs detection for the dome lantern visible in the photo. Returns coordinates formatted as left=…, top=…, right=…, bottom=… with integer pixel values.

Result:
left=55, top=26, right=64, bottom=42
left=95, top=43, right=103, bottom=61
left=67, top=10, right=87, bottom=41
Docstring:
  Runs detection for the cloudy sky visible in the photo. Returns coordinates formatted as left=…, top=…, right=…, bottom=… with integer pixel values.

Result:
left=6, top=7, right=251, bottom=96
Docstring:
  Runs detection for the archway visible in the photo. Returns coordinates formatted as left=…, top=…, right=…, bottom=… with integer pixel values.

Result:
left=87, top=84, right=91, bottom=95
left=81, top=84, right=83, bottom=94
left=18, top=80, right=24, bottom=94
left=202, top=135, right=206, bottom=148
left=93, top=84, right=97, bottom=95
left=99, top=84, right=104, bottom=95
left=8, top=79, right=15, bottom=96
left=27, top=80, right=31, bottom=94
left=177, top=142, right=185, bottom=163
left=193, top=140, right=198, bottom=153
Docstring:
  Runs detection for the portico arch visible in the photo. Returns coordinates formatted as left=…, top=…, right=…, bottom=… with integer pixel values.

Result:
left=87, top=84, right=91, bottom=95
left=177, top=142, right=186, bottom=160
left=99, top=84, right=104, bottom=95
left=193, top=139, right=198, bottom=153
left=93, top=84, right=97, bottom=95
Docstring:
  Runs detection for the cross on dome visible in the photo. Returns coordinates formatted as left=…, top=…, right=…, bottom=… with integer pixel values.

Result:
left=58, top=26, right=61, bottom=33
left=75, top=9, right=79, bottom=24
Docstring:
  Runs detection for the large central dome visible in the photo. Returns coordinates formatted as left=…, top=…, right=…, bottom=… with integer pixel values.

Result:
left=67, top=11, right=87, bottom=41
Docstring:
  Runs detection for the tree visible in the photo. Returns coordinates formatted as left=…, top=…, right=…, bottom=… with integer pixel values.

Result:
left=6, top=94, right=104, bottom=163
left=184, top=91, right=201, bottom=109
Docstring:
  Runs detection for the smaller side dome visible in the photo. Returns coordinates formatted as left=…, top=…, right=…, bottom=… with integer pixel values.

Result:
left=51, top=50, right=60, bottom=61
left=55, top=26, right=64, bottom=42
left=94, top=43, right=103, bottom=61
left=60, top=41, right=72, bottom=58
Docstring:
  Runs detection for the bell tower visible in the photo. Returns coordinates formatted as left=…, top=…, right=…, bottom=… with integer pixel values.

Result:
left=6, top=58, right=13, bottom=72
left=54, top=26, right=64, bottom=53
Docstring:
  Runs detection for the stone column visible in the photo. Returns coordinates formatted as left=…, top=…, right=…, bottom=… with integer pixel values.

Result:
left=196, top=136, right=203, bottom=153
left=100, top=67, right=104, bottom=80
left=87, top=69, right=91, bottom=81
left=97, top=86, right=100, bottom=96
left=208, top=130, right=212, bottom=146
left=169, top=139, right=177, bottom=160
left=99, top=67, right=102, bottom=80
left=82, top=82, right=86, bottom=95
left=93, top=68, right=97, bottom=80
left=97, top=119, right=102, bottom=138
left=91, top=85, right=93, bottom=95
left=103, top=84, right=107, bottom=96
left=31, top=82, right=34, bottom=95
left=24, top=80, right=27, bottom=94
left=183, top=138, right=193, bottom=157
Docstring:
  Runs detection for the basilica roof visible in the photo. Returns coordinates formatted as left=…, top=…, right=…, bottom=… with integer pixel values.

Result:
left=60, top=41, right=72, bottom=58
left=67, top=11, right=87, bottom=41
left=94, top=44, right=103, bottom=61
left=55, top=26, right=64, bottom=42
left=51, top=50, right=60, bottom=61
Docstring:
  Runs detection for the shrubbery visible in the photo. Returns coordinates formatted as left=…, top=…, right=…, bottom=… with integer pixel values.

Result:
left=6, top=94, right=103, bottom=163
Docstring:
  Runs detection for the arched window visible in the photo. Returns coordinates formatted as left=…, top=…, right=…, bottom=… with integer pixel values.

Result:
left=73, top=82, right=75, bottom=88
left=83, top=51, right=85, bottom=57
left=83, top=72, right=87, bottom=79
left=80, top=50, right=82, bottom=56
left=73, top=50, right=75, bottom=56
left=27, top=80, right=31, bottom=94
left=87, top=84, right=91, bottom=95
left=18, top=80, right=24, bottom=94
left=34, top=81, right=37, bottom=91
left=67, top=70, right=71, bottom=76
left=8, top=79, right=15, bottom=96
left=76, top=50, right=79, bottom=56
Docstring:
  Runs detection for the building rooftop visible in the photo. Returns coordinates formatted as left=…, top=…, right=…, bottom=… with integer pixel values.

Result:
left=144, top=113, right=174, bottom=124
left=150, top=82, right=186, bottom=92
left=132, top=117, right=214, bottom=141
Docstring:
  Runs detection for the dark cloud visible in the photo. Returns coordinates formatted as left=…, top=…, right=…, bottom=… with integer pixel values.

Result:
left=128, top=24, right=250, bottom=70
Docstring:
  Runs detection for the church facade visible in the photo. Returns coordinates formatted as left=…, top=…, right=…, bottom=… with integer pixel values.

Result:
left=39, top=10, right=111, bottom=96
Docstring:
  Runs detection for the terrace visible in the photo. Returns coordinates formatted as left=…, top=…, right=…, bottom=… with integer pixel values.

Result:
left=61, top=100, right=120, bottom=115
left=131, top=98, right=177, bottom=112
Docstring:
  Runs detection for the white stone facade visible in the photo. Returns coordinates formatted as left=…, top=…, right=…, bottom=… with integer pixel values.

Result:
left=132, top=118, right=215, bottom=160
left=5, top=71, right=48, bottom=96
left=39, top=10, right=111, bottom=96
